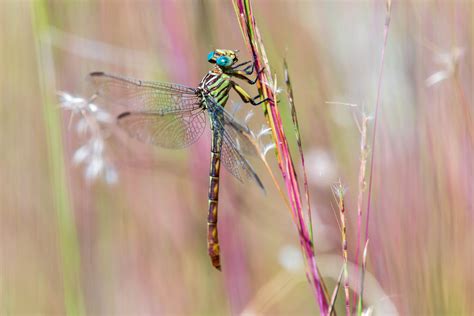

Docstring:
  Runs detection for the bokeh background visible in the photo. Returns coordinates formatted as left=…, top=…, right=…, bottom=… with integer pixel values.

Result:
left=1, top=0, right=473, bottom=315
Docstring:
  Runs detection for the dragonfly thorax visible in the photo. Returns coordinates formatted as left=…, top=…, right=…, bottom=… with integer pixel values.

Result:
left=199, top=68, right=232, bottom=108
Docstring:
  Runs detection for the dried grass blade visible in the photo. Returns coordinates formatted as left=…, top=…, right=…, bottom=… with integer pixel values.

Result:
left=353, top=112, right=370, bottom=308
left=284, top=59, right=314, bottom=242
left=232, top=0, right=329, bottom=313
left=334, top=183, right=350, bottom=315
left=328, top=265, right=345, bottom=316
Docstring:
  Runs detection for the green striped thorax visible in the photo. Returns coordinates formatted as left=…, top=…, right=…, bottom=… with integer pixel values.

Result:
left=207, top=49, right=239, bottom=71
left=199, top=49, right=239, bottom=106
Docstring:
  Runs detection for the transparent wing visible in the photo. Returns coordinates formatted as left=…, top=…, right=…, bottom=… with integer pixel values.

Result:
left=117, top=109, right=207, bottom=149
left=206, top=96, right=263, bottom=189
left=89, top=72, right=202, bottom=113
left=221, top=110, right=259, bottom=156
left=220, top=131, right=263, bottom=189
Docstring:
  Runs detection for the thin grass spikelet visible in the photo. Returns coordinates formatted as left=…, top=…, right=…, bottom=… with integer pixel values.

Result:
left=257, top=125, right=272, bottom=138
left=244, top=109, right=255, bottom=124
left=262, top=143, right=276, bottom=158
left=75, top=137, right=118, bottom=184
left=58, top=91, right=89, bottom=111
left=58, top=91, right=118, bottom=184
left=332, top=180, right=350, bottom=315
left=426, top=47, right=465, bottom=87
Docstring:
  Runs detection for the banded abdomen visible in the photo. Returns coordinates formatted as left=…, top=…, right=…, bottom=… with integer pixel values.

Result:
left=207, top=128, right=222, bottom=270
left=202, top=69, right=232, bottom=270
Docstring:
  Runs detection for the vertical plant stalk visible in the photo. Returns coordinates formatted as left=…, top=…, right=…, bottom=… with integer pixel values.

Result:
left=365, top=0, right=392, bottom=244
left=358, top=240, right=370, bottom=315
left=328, top=266, right=344, bottom=316
left=353, top=112, right=370, bottom=308
left=31, top=2, right=86, bottom=315
left=232, top=1, right=329, bottom=313
left=334, top=183, right=350, bottom=315
left=284, top=60, right=314, bottom=241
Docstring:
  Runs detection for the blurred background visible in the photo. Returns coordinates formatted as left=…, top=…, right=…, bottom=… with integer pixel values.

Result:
left=1, top=0, right=473, bottom=315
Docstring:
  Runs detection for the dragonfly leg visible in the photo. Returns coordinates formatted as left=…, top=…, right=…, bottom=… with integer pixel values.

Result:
left=232, top=60, right=253, bottom=71
left=250, top=95, right=272, bottom=106
left=237, top=60, right=260, bottom=76
left=243, top=63, right=255, bottom=75
left=248, top=66, right=266, bottom=84
left=229, top=65, right=265, bottom=85
left=232, top=82, right=272, bottom=106
left=232, top=60, right=257, bottom=75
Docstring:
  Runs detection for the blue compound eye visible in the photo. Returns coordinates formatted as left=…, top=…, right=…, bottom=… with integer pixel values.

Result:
left=216, top=56, right=232, bottom=67
left=207, top=51, right=215, bottom=61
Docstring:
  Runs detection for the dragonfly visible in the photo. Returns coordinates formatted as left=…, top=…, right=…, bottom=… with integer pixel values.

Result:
left=89, top=49, right=269, bottom=270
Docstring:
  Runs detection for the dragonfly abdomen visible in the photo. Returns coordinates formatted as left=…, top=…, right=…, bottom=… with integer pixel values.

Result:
left=201, top=69, right=233, bottom=271
left=207, top=149, right=221, bottom=270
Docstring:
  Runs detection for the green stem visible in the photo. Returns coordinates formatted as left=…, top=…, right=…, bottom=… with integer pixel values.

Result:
left=30, top=2, right=85, bottom=315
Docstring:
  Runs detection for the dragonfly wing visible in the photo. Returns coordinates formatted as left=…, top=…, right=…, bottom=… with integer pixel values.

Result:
left=220, top=131, right=264, bottom=190
left=117, top=109, right=207, bottom=149
left=89, top=72, right=202, bottom=113
left=205, top=96, right=263, bottom=189
left=221, top=110, right=259, bottom=156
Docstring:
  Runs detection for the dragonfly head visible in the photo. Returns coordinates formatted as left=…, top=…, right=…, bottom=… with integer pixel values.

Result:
left=207, top=49, right=238, bottom=69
